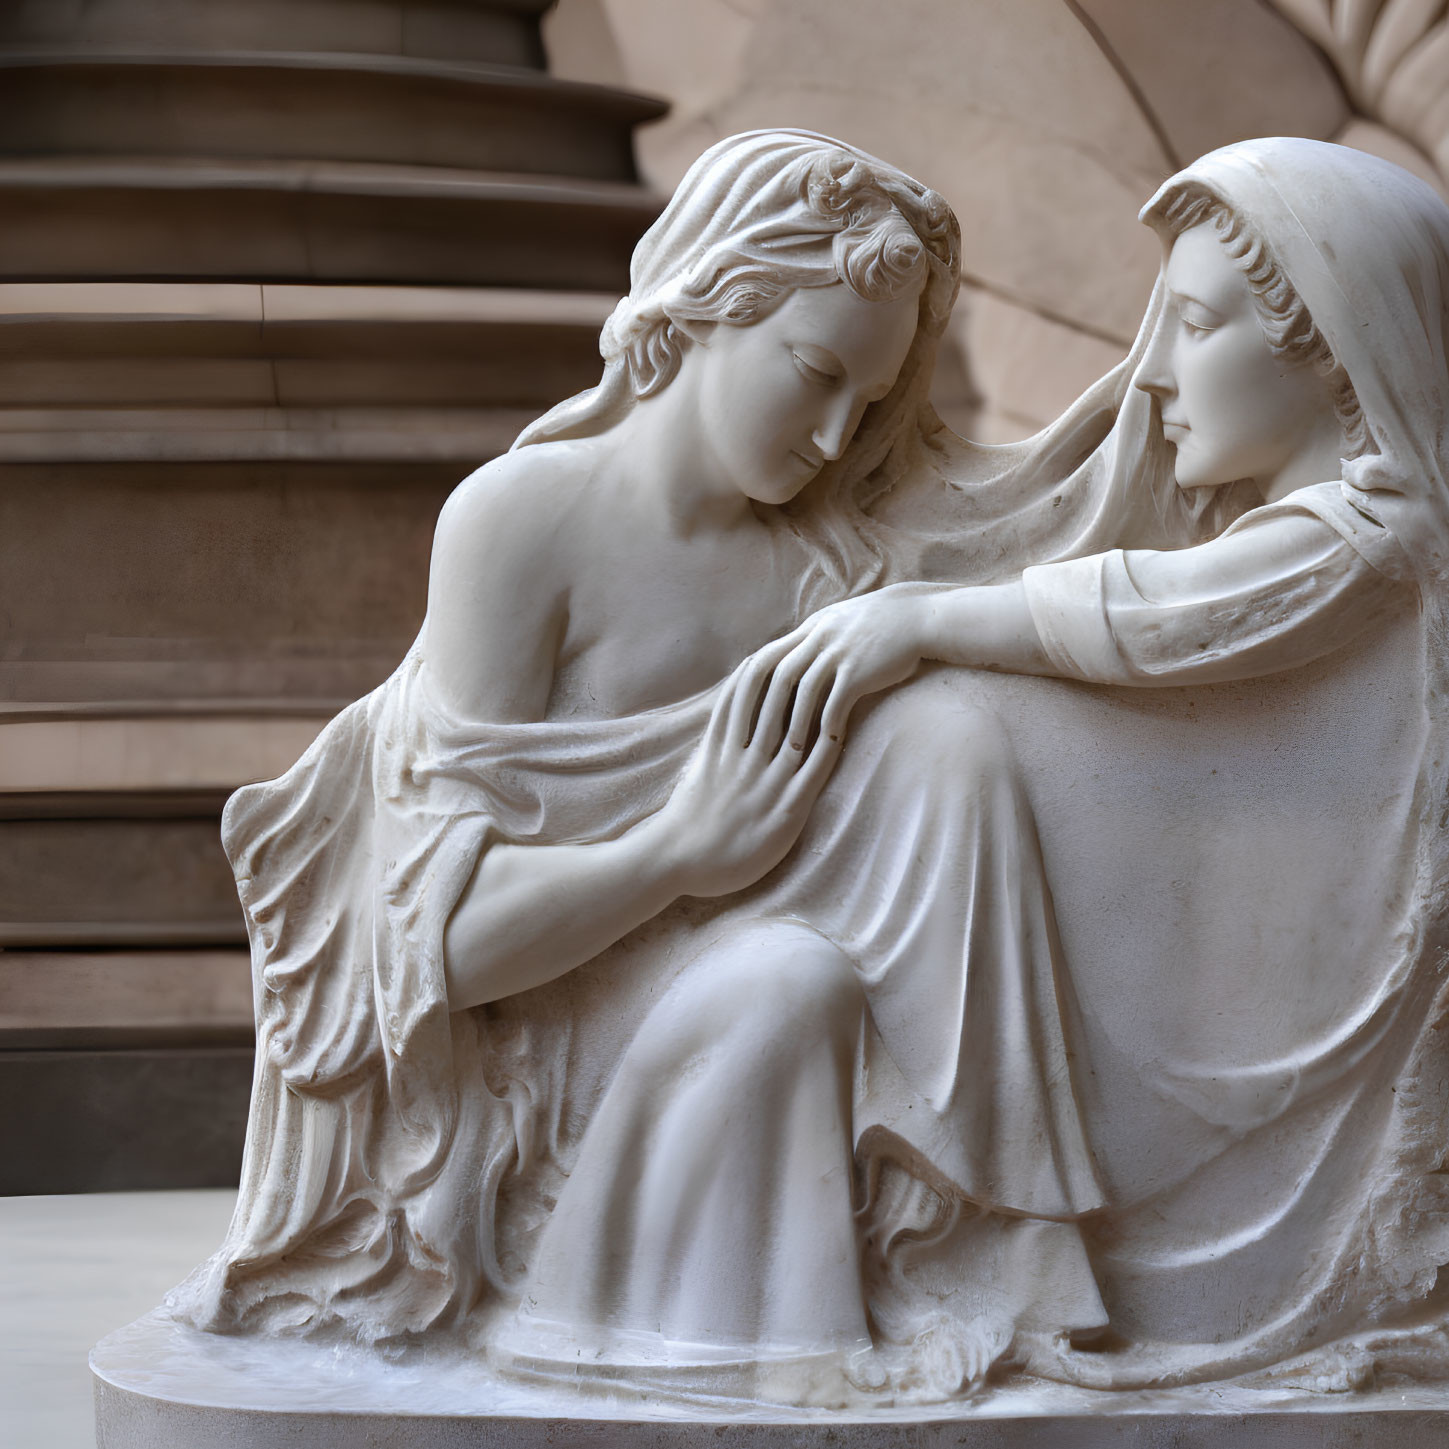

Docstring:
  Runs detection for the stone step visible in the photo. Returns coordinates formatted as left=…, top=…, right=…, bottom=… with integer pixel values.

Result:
left=0, top=714, right=327, bottom=791
left=0, top=50, right=666, bottom=181
left=0, top=279, right=619, bottom=349
left=0, top=949, right=253, bottom=1049
left=0, top=405, right=539, bottom=462
left=0, top=0, right=554, bottom=70
left=0, top=283, right=615, bottom=708
left=0, top=282, right=615, bottom=428
left=0, top=812, right=243, bottom=950
left=0, top=157, right=661, bottom=287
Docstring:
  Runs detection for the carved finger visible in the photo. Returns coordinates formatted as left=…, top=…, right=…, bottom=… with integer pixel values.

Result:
left=818, top=668, right=858, bottom=746
left=704, top=656, right=749, bottom=735
left=740, top=632, right=810, bottom=748
left=723, top=652, right=774, bottom=749
left=750, top=651, right=798, bottom=758
left=784, top=652, right=839, bottom=755
left=752, top=635, right=820, bottom=751
left=700, top=658, right=748, bottom=758
left=789, top=716, right=845, bottom=802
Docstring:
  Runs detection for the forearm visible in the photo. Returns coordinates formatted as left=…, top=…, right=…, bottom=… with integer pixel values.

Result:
left=443, top=813, right=686, bottom=1011
left=918, top=580, right=1053, bottom=675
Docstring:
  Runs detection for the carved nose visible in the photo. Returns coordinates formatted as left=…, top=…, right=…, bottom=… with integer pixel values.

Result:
left=1133, top=319, right=1175, bottom=400
left=815, top=397, right=864, bottom=461
left=1134, top=363, right=1172, bottom=400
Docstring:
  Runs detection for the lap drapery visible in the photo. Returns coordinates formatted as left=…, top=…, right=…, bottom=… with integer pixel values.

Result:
left=516, top=675, right=1107, bottom=1357
left=173, top=617, right=1444, bottom=1387
left=518, top=605, right=1449, bottom=1384
left=173, top=657, right=1104, bottom=1351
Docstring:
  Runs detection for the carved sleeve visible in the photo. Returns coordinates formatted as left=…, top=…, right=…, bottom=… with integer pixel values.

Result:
left=1019, top=500, right=1408, bottom=685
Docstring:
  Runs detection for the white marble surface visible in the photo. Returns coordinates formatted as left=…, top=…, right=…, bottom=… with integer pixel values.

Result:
left=89, top=1305, right=1449, bottom=1447
left=92, top=1305, right=1449, bottom=1421
left=154, top=133, right=1449, bottom=1409
left=0, top=1189, right=236, bottom=1449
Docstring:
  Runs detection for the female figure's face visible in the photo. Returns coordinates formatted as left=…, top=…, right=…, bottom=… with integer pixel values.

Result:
left=684, top=282, right=922, bottom=506
left=1134, top=223, right=1342, bottom=501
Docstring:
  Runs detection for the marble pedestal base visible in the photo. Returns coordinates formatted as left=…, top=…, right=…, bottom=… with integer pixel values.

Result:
left=92, top=1310, right=1449, bottom=1448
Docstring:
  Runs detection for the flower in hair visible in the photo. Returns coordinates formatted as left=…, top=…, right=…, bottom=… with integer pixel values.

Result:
left=806, top=153, right=887, bottom=230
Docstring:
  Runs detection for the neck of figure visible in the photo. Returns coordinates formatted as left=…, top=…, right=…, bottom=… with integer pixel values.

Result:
left=602, top=370, right=763, bottom=538
left=1257, top=414, right=1348, bottom=505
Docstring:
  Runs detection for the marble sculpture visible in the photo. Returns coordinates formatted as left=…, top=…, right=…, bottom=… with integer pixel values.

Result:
left=163, top=128, right=1449, bottom=1407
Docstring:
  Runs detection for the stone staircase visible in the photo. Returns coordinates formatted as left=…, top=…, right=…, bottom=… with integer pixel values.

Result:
left=0, top=0, right=664, bottom=1192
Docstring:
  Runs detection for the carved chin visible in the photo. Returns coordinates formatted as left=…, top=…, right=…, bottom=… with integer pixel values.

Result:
left=1170, top=449, right=1226, bottom=493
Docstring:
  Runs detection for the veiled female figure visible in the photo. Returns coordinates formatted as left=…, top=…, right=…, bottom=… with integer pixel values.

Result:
left=786, top=136, right=1449, bottom=1386
left=171, top=131, right=1129, bottom=1399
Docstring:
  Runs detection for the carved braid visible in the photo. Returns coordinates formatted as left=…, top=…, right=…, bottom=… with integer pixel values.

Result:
left=1158, top=187, right=1368, bottom=457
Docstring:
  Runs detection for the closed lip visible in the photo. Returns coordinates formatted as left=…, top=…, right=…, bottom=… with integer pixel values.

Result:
left=790, top=448, right=824, bottom=469
left=1160, top=415, right=1190, bottom=434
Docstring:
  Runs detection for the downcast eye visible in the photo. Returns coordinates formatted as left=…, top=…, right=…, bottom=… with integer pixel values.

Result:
left=792, top=348, right=843, bottom=387
left=1176, top=300, right=1220, bottom=335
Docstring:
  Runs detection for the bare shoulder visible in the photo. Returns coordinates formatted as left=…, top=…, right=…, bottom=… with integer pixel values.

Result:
left=424, top=443, right=593, bottom=721
left=432, top=444, right=588, bottom=573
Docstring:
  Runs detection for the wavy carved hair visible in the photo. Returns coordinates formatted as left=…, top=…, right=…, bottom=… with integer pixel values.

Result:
left=602, top=149, right=958, bottom=403
left=1149, top=184, right=1368, bottom=458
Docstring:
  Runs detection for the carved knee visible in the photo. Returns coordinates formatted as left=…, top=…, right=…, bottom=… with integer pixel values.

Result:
left=624, top=918, right=862, bottom=1076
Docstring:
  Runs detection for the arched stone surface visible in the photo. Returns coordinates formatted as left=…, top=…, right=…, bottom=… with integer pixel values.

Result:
left=1072, top=0, right=1348, bottom=167
left=1270, top=0, right=1449, bottom=183
left=601, top=0, right=1175, bottom=346
left=545, top=0, right=1445, bottom=437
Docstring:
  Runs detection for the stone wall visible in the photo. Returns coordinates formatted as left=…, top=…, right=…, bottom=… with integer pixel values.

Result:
left=546, top=0, right=1448, bottom=440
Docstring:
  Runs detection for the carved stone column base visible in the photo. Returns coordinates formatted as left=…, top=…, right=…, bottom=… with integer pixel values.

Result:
left=92, top=1310, right=1449, bottom=1448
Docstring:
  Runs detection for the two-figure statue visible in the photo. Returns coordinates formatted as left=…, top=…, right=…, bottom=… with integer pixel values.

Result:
left=167, top=127, right=1449, bottom=1408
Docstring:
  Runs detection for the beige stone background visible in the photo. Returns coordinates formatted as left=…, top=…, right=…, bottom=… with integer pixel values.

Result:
left=547, top=0, right=1449, bottom=439
left=1, top=0, right=1446, bottom=1194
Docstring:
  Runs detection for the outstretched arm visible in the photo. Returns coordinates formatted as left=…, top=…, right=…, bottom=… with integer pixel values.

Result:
left=760, top=507, right=1404, bottom=742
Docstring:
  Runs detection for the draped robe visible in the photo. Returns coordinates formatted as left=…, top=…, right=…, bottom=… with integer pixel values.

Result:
left=174, top=638, right=1111, bottom=1366
left=173, top=131, right=1127, bottom=1369
left=174, top=135, right=1449, bottom=1395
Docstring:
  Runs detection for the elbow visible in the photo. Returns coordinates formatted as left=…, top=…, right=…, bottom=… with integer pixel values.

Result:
left=441, top=840, right=522, bottom=1011
left=442, top=892, right=511, bottom=1012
